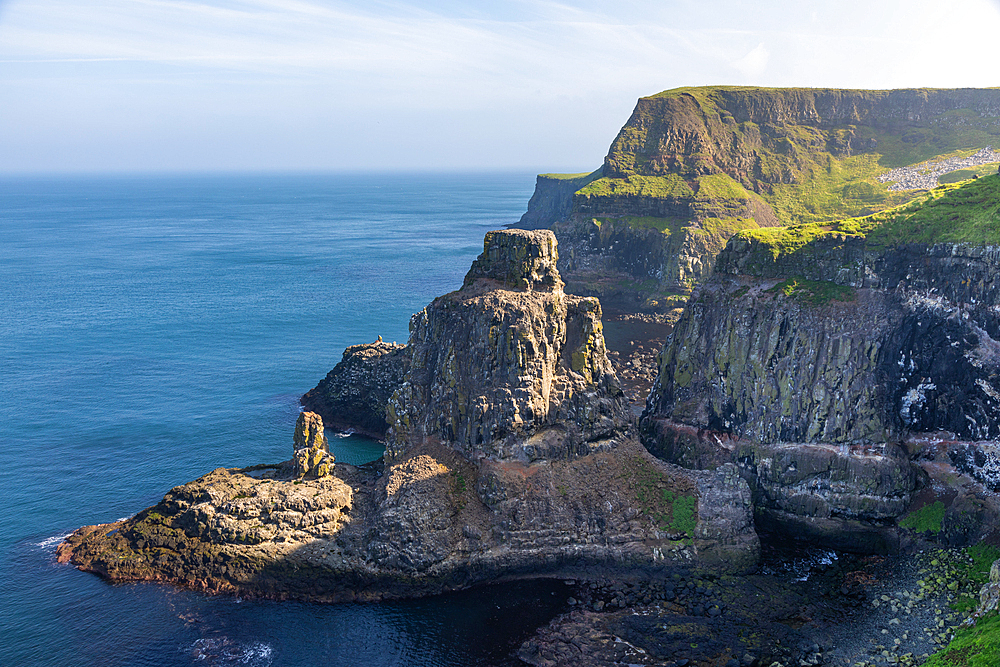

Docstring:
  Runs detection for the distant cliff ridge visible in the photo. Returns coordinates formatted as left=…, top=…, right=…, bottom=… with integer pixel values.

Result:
left=518, top=170, right=601, bottom=229
left=517, top=86, right=1000, bottom=311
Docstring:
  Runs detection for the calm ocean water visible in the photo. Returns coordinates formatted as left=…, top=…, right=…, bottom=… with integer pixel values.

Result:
left=0, top=173, right=570, bottom=666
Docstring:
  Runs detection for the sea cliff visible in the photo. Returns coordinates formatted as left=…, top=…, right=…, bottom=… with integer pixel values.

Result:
left=641, top=174, right=1000, bottom=553
left=519, top=86, right=1000, bottom=314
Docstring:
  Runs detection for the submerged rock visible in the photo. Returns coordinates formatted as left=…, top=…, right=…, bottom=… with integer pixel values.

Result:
left=60, top=229, right=759, bottom=602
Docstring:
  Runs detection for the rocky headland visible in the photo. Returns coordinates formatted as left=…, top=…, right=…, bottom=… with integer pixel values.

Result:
left=59, top=229, right=759, bottom=604
left=517, top=87, right=1000, bottom=317
left=58, top=87, right=1000, bottom=667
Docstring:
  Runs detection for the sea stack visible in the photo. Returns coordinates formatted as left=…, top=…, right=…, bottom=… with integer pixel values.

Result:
left=292, top=411, right=333, bottom=478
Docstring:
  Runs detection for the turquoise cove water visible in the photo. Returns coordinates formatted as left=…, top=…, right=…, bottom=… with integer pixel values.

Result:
left=0, top=172, right=570, bottom=666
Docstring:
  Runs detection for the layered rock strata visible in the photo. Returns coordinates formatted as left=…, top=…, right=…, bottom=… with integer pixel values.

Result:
left=641, top=177, right=1000, bottom=551
left=60, top=230, right=759, bottom=602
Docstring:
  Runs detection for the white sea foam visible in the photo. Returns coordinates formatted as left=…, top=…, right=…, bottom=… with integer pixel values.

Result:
left=34, top=533, right=72, bottom=551
left=187, top=638, right=273, bottom=666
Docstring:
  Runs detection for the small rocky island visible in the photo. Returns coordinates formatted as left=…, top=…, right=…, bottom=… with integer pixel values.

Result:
left=59, top=230, right=758, bottom=602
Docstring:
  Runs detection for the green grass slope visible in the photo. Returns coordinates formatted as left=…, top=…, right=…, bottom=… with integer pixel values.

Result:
left=733, top=173, right=1000, bottom=263
left=588, top=86, right=1000, bottom=229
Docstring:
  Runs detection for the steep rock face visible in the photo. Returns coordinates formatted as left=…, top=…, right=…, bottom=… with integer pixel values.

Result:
left=649, top=281, right=898, bottom=443
left=602, top=87, right=1000, bottom=188
left=61, top=229, right=760, bottom=602
left=518, top=171, right=601, bottom=230
left=641, top=178, right=1000, bottom=551
left=301, top=340, right=410, bottom=438
left=386, top=229, right=628, bottom=462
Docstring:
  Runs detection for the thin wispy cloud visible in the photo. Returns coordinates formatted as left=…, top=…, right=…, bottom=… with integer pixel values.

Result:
left=2, top=0, right=1000, bottom=172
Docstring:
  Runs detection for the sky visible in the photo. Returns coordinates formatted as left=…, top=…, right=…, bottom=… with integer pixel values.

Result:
left=2, top=0, right=1000, bottom=173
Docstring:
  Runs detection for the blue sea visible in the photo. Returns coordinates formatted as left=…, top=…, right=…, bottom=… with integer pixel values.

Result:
left=0, top=173, right=570, bottom=666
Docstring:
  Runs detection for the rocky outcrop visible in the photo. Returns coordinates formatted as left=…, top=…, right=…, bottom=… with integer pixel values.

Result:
left=60, top=229, right=760, bottom=602
left=301, top=340, right=410, bottom=438
left=386, top=229, right=626, bottom=462
left=640, top=176, right=1000, bottom=552
left=518, top=170, right=601, bottom=229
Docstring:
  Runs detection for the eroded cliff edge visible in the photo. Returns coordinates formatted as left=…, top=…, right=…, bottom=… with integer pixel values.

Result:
left=59, top=230, right=759, bottom=602
left=640, top=174, right=1000, bottom=552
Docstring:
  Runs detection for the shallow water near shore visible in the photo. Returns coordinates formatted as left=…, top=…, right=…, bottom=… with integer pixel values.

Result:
left=0, top=172, right=580, bottom=666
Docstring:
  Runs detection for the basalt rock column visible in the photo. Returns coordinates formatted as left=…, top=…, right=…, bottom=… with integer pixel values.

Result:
left=386, top=229, right=630, bottom=462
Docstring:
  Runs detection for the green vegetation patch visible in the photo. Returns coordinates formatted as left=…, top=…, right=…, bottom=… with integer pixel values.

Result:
left=694, top=173, right=753, bottom=200
left=899, top=500, right=946, bottom=533
left=937, top=163, right=1000, bottom=184
left=578, top=173, right=695, bottom=199
left=623, top=457, right=697, bottom=536
left=736, top=223, right=861, bottom=260
left=939, top=169, right=981, bottom=184
left=967, top=544, right=1000, bottom=582
left=731, top=175, right=1000, bottom=271
left=924, top=611, right=1000, bottom=667
left=768, top=277, right=856, bottom=305
left=539, top=170, right=600, bottom=180
left=763, top=153, right=911, bottom=226
left=865, top=174, right=1000, bottom=246
left=450, top=469, right=466, bottom=493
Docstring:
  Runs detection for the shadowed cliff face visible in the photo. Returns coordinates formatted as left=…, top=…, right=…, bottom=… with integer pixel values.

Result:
left=640, top=176, right=1000, bottom=552
left=60, top=229, right=760, bottom=602
left=301, top=341, right=411, bottom=438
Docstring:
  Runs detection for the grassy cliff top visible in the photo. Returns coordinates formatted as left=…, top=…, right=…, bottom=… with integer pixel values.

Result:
left=644, top=85, right=1000, bottom=102
left=734, top=173, right=1000, bottom=259
left=577, top=172, right=755, bottom=200
left=597, top=85, right=1000, bottom=228
left=538, top=169, right=602, bottom=181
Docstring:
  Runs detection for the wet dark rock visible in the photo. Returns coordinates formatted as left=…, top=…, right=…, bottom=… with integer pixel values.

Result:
left=301, top=340, right=410, bottom=438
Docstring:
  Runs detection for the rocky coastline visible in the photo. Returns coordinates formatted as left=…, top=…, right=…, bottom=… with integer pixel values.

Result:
left=60, top=230, right=759, bottom=606
left=59, top=86, right=1000, bottom=666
